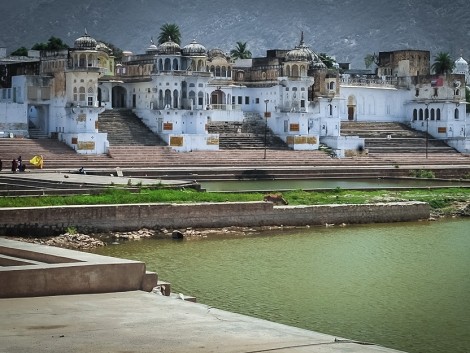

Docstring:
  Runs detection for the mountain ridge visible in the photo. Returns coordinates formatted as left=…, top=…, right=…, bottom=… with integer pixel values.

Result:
left=1, top=0, right=469, bottom=68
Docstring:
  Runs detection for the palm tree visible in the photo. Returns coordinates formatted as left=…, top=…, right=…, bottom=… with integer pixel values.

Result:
left=157, top=23, right=181, bottom=45
left=230, top=42, right=252, bottom=60
left=431, top=52, right=455, bottom=74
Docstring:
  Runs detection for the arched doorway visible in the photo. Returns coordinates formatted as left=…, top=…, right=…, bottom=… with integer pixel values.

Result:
left=347, top=95, right=356, bottom=121
left=112, top=86, right=127, bottom=108
left=28, top=104, right=49, bottom=137
left=210, top=89, right=225, bottom=106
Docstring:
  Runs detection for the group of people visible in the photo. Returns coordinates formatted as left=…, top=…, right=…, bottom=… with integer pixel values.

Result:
left=0, top=155, right=44, bottom=173
left=11, top=156, right=26, bottom=173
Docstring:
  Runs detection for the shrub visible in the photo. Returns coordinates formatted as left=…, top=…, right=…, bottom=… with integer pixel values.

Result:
left=409, top=169, right=435, bottom=179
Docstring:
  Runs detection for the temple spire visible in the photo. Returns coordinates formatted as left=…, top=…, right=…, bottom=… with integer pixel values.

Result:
left=300, top=31, right=304, bottom=46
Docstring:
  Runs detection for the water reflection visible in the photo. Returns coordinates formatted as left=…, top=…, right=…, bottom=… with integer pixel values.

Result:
left=93, top=219, right=470, bottom=353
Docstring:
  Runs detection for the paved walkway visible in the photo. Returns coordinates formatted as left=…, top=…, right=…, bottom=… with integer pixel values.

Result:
left=0, top=290, right=405, bottom=353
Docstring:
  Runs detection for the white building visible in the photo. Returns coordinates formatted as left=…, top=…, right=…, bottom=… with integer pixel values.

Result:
left=1, top=32, right=469, bottom=155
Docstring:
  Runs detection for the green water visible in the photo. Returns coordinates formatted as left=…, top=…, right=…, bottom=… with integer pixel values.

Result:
left=93, top=219, right=470, bottom=353
left=200, top=178, right=469, bottom=192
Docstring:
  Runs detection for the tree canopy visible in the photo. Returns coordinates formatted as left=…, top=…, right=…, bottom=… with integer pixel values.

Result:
left=98, top=40, right=124, bottom=61
left=431, top=52, right=455, bottom=75
left=364, top=53, right=379, bottom=69
left=318, top=53, right=337, bottom=69
left=10, top=46, right=29, bottom=56
left=31, top=36, right=69, bottom=51
left=230, top=41, right=252, bottom=60
left=157, top=23, right=181, bottom=45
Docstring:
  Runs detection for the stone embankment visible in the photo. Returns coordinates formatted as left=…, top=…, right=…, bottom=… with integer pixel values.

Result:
left=10, top=226, right=296, bottom=250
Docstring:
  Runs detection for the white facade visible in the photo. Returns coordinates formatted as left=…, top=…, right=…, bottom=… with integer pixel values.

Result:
left=1, top=31, right=469, bottom=155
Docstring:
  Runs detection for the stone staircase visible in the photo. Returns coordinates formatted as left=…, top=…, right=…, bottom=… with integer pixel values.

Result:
left=0, top=138, right=111, bottom=170
left=28, top=128, right=49, bottom=139
left=341, top=122, right=457, bottom=154
left=98, top=109, right=167, bottom=146
left=207, top=112, right=289, bottom=149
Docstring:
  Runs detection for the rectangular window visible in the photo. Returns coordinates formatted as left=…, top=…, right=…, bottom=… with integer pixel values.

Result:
left=198, top=97, right=203, bottom=106
left=255, top=98, right=260, bottom=104
left=245, top=96, right=249, bottom=105
left=232, top=96, right=235, bottom=104
left=300, top=100, right=305, bottom=108
left=88, top=97, right=93, bottom=106
left=238, top=96, right=242, bottom=104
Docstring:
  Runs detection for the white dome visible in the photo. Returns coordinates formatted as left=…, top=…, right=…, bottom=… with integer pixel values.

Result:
left=454, top=56, right=468, bottom=72
left=158, top=38, right=181, bottom=55
left=182, top=40, right=207, bottom=56
left=74, top=30, right=97, bottom=50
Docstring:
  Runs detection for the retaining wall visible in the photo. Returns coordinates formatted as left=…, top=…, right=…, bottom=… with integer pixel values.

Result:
left=0, top=201, right=430, bottom=235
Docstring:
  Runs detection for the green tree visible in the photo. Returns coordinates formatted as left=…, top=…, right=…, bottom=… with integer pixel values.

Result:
left=431, top=52, right=455, bottom=74
left=10, top=47, right=28, bottom=56
left=230, top=41, right=252, bottom=60
left=32, top=36, right=69, bottom=51
left=157, top=23, right=181, bottom=45
left=318, top=53, right=336, bottom=69
left=364, top=53, right=378, bottom=69
left=98, top=40, right=124, bottom=62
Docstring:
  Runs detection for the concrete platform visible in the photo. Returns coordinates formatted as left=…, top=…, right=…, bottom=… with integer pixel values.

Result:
left=0, top=238, right=157, bottom=297
left=0, top=291, right=406, bottom=353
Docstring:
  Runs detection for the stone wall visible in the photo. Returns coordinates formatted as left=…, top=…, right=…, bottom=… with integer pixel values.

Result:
left=0, top=201, right=430, bottom=236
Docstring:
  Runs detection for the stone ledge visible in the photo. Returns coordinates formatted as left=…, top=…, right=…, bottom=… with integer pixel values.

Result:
left=0, top=238, right=150, bottom=298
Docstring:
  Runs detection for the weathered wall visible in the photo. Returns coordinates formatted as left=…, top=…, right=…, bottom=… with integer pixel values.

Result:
left=0, top=201, right=430, bottom=236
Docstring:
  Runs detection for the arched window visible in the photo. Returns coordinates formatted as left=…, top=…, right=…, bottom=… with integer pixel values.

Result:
left=79, top=87, right=86, bottom=103
left=425, top=108, right=429, bottom=120
left=227, top=67, right=232, bottom=77
left=413, top=109, right=417, bottom=121
left=221, top=66, right=226, bottom=77
left=158, top=59, right=163, bottom=71
left=419, top=108, right=423, bottom=120
left=87, top=87, right=94, bottom=106
left=436, top=108, right=441, bottom=120
left=215, top=66, right=221, bottom=77
left=164, top=89, right=172, bottom=107
left=173, top=58, right=179, bottom=71
left=285, top=65, right=291, bottom=77
left=455, top=108, right=459, bottom=120
left=198, top=91, right=204, bottom=107
left=430, top=108, right=435, bottom=120
left=329, top=82, right=335, bottom=90
left=328, top=104, right=333, bottom=116
left=158, top=90, right=164, bottom=109
left=164, top=58, right=171, bottom=71
left=73, top=87, right=78, bottom=102
left=210, top=66, right=215, bottom=74
left=188, top=91, right=196, bottom=107
left=292, top=64, right=299, bottom=77
left=173, top=89, right=179, bottom=108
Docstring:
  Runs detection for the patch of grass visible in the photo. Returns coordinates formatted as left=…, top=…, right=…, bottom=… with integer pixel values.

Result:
left=409, top=169, right=436, bottom=179
left=0, top=188, right=469, bottom=214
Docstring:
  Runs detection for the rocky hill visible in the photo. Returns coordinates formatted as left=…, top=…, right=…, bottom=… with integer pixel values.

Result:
left=1, top=0, right=469, bottom=68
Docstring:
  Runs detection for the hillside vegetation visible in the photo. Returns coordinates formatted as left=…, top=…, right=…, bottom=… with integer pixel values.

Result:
left=1, top=0, right=469, bottom=68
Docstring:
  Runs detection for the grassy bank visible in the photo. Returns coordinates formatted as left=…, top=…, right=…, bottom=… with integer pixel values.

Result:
left=1, top=187, right=469, bottom=214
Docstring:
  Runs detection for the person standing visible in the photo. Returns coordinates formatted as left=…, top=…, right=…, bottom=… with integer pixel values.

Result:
left=11, top=159, right=18, bottom=173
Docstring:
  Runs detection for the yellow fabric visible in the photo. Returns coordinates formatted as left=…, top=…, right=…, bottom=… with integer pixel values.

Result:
left=30, top=155, right=43, bottom=168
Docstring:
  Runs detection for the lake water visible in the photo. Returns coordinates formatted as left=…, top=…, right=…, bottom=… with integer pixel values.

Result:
left=92, top=218, right=470, bottom=353
left=200, top=178, right=469, bottom=192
